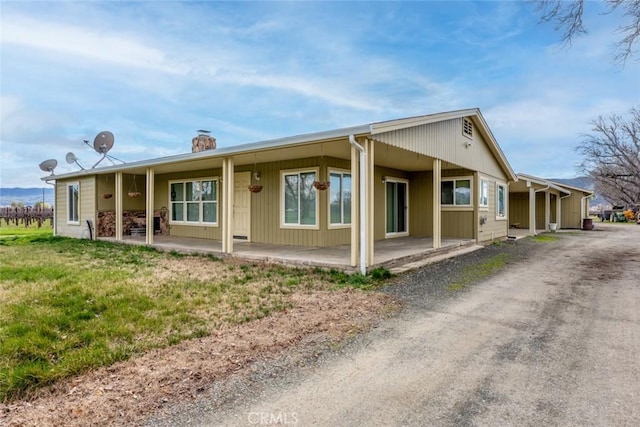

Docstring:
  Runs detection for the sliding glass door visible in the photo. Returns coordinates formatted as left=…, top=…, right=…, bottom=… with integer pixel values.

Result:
left=386, top=179, right=408, bottom=236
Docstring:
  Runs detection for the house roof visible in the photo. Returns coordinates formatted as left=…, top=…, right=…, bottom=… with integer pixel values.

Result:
left=518, top=173, right=593, bottom=195
left=43, top=108, right=516, bottom=182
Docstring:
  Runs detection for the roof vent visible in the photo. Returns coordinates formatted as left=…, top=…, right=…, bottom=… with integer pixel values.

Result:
left=192, top=129, right=216, bottom=153
left=462, top=118, right=473, bottom=139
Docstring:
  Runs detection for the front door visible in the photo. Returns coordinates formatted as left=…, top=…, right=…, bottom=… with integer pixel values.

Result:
left=386, top=179, right=408, bottom=236
left=233, top=171, right=251, bottom=240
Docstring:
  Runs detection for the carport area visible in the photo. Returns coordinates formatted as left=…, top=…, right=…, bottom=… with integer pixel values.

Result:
left=100, top=235, right=476, bottom=271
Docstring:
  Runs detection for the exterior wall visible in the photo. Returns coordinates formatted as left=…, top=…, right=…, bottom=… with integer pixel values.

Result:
left=244, top=157, right=351, bottom=246
left=441, top=168, right=475, bottom=239
left=55, top=176, right=96, bottom=238
left=535, top=192, right=546, bottom=229
left=477, top=174, right=509, bottom=242
left=561, top=194, right=585, bottom=229
left=509, top=192, right=530, bottom=229
left=408, top=171, right=433, bottom=237
left=374, top=117, right=506, bottom=180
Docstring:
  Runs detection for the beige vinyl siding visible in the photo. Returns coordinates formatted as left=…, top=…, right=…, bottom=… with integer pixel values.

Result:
left=561, top=194, right=585, bottom=229
left=408, top=171, right=433, bottom=237
left=476, top=176, right=509, bottom=242
left=96, top=173, right=116, bottom=212
left=56, top=177, right=96, bottom=238
left=509, top=192, right=530, bottom=229
left=248, top=157, right=351, bottom=247
left=373, top=118, right=505, bottom=179
left=442, top=211, right=474, bottom=238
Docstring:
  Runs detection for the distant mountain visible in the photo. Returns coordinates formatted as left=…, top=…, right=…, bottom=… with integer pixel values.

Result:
left=0, top=187, right=55, bottom=207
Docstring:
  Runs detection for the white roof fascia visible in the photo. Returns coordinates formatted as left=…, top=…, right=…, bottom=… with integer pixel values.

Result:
left=42, top=123, right=372, bottom=182
left=517, top=173, right=571, bottom=195
left=545, top=179, right=594, bottom=195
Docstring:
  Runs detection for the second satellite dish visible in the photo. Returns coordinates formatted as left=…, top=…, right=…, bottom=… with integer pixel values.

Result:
left=91, top=131, right=115, bottom=168
left=93, top=131, right=115, bottom=154
left=66, top=152, right=85, bottom=170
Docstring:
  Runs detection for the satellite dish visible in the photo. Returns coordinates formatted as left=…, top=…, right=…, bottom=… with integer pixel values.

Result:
left=93, top=131, right=114, bottom=154
left=66, top=152, right=85, bottom=170
left=39, top=159, right=58, bottom=175
left=91, top=131, right=115, bottom=168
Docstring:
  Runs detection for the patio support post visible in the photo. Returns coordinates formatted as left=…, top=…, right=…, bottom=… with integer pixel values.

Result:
left=115, top=171, right=123, bottom=241
left=366, top=139, right=375, bottom=267
left=349, top=135, right=367, bottom=274
left=350, top=143, right=359, bottom=267
left=432, top=158, right=442, bottom=249
left=528, top=184, right=536, bottom=236
left=222, top=158, right=234, bottom=254
left=545, top=191, right=551, bottom=231
left=556, top=194, right=562, bottom=229
left=145, top=168, right=155, bottom=245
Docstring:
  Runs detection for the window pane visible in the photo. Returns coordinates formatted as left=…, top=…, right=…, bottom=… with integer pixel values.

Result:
left=455, top=180, right=471, bottom=205
left=172, top=203, right=183, bottom=221
left=201, top=180, right=215, bottom=201
left=397, top=182, right=407, bottom=232
left=441, top=181, right=454, bottom=205
left=343, top=174, right=351, bottom=224
left=300, top=172, right=316, bottom=225
left=284, top=174, right=299, bottom=224
left=171, top=183, right=184, bottom=201
left=186, top=181, right=200, bottom=201
left=68, top=184, right=79, bottom=222
left=480, top=181, right=488, bottom=206
left=330, top=173, right=342, bottom=224
left=203, top=202, right=216, bottom=223
left=186, top=202, right=199, bottom=221
left=386, top=182, right=396, bottom=232
left=497, top=185, right=506, bottom=217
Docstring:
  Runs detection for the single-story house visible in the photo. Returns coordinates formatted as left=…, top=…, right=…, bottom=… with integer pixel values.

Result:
left=509, top=173, right=593, bottom=234
left=44, top=108, right=517, bottom=272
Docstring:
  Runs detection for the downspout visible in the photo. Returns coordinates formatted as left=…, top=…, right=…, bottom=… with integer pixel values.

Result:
left=349, top=135, right=367, bottom=275
left=580, top=194, right=592, bottom=220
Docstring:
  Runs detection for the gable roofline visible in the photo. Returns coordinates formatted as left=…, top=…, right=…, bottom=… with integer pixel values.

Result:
left=371, top=108, right=517, bottom=182
left=545, top=178, right=594, bottom=196
left=516, top=173, right=572, bottom=195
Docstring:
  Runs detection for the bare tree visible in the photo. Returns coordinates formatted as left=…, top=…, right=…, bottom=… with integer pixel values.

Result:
left=534, top=0, right=640, bottom=64
left=577, top=107, right=640, bottom=207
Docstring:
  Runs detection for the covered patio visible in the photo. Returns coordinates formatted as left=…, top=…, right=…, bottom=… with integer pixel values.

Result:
left=100, top=235, right=476, bottom=272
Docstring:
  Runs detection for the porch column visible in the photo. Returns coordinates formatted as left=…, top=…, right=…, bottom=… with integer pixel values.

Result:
left=528, top=184, right=536, bottom=236
left=115, top=171, right=123, bottom=241
left=145, top=168, right=155, bottom=245
left=350, top=144, right=359, bottom=267
left=544, top=191, right=551, bottom=231
left=222, top=158, right=234, bottom=254
left=556, top=194, right=562, bottom=229
left=432, top=158, right=442, bottom=249
left=366, top=139, right=375, bottom=267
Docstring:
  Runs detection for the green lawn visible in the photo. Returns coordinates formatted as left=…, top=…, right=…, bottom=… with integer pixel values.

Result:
left=0, top=228, right=388, bottom=402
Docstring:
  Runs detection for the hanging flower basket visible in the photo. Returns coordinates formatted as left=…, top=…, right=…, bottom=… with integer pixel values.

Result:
left=248, top=185, right=263, bottom=193
left=103, top=193, right=113, bottom=199
left=313, top=181, right=330, bottom=191
left=128, top=191, right=141, bottom=198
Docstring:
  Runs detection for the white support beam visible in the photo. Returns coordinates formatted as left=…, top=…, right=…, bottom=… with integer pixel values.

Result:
left=366, top=139, right=375, bottom=267
left=115, top=172, right=123, bottom=241
left=556, top=194, right=562, bottom=229
left=222, top=158, right=235, bottom=254
left=544, top=191, right=551, bottom=231
left=145, top=168, right=155, bottom=245
left=350, top=144, right=359, bottom=267
left=433, top=158, right=442, bottom=249
left=528, top=186, right=536, bottom=236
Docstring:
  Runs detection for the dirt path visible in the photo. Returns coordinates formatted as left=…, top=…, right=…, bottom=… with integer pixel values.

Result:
left=173, top=224, right=640, bottom=426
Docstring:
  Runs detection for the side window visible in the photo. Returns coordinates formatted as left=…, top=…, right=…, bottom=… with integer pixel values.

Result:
left=67, top=183, right=79, bottom=224
left=282, top=170, right=317, bottom=227
left=441, top=178, right=472, bottom=206
left=496, top=183, right=507, bottom=219
left=329, top=171, right=352, bottom=226
left=479, top=180, right=488, bottom=207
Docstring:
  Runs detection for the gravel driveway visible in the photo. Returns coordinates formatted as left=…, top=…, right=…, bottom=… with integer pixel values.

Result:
left=150, top=223, right=640, bottom=426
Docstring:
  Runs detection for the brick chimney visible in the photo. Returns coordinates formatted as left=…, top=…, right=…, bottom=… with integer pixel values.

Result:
left=192, top=129, right=216, bottom=153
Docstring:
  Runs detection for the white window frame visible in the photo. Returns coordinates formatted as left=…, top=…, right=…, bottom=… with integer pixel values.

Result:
left=280, top=168, right=319, bottom=229
left=384, top=177, right=410, bottom=238
left=169, top=177, right=219, bottom=226
left=479, top=179, right=489, bottom=209
left=67, top=182, right=80, bottom=225
left=496, top=182, right=508, bottom=220
left=328, top=168, right=352, bottom=229
left=441, top=177, right=473, bottom=210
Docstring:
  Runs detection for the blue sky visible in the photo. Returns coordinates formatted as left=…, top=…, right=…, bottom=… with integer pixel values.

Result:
left=1, top=1, right=639, bottom=188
